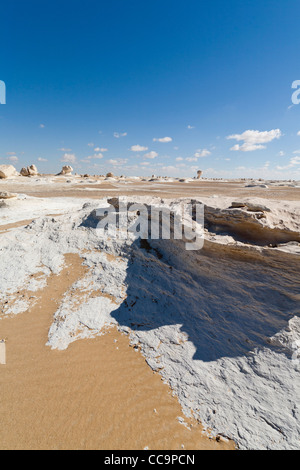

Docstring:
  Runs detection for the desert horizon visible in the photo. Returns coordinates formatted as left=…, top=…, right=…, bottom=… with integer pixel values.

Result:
left=1, top=166, right=300, bottom=451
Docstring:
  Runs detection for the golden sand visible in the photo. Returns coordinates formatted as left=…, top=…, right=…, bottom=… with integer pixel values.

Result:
left=0, top=254, right=235, bottom=450
left=2, top=178, right=300, bottom=201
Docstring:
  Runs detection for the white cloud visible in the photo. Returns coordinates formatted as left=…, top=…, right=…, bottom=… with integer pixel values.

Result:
left=185, top=149, right=211, bottom=162
left=39, top=124, right=45, bottom=128
left=278, top=151, right=285, bottom=157
left=277, top=156, right=300, bottom=170
left=194, top=149, right=211, bottom=158
left=61, top=153, right=77, bottom=164
left=6, top=152, right=16, bottom=156
left=140, top=162, right=150, bottom=166
left=227, top=129, right=282, bottom=152
left=297, top=131, right=300, bottom=136
left=161, top=165, right=177, bottom=172
left=87, top=143, right=94, bottom=147
left=7, top=156, right=18, bottom=162
left=153, top=137, right=173, bottom=143
left=107, top=158, right=128, bottom=165
left=87, top=153, right=103, bottom=160
left=187, top=125, right=195, bottom=129
left=176, top=157, right=183, bottom=161
left=58, top=148, right=72, bottom=152
left=291, top=156, right=300, bottom=165
left=144, top=151, right=158, bottom=159
left=130, top=145, right=148, bottom=152
left=94, top=147, right=108, bottom=152
left=38, top=157, right=48, bottom=162
left=114, top=132, right=127, bottom=138
left=230, top=143, right=266, bottom=152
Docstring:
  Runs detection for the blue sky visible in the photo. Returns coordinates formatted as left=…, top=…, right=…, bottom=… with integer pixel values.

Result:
left=1, top=0, right=300, bottom=179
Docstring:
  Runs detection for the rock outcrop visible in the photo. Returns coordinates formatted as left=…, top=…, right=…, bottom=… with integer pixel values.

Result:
left=0, top=165, right=19, bottom=179
left=0, top=191, right=17, bottom=199
left=197, top=170, right=203, bottom=179
left=57, top=166, right=73, bottom=176
left=20, top=165, right=39, bottom=177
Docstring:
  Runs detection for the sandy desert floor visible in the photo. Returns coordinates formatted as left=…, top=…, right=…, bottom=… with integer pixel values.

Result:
left=0, top=252, right=233, bottom=450
left=1, top=174, right=300, bottom=450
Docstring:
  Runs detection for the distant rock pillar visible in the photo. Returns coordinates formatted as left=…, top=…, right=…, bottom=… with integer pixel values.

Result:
left=197, top=170, right=203, bottom=180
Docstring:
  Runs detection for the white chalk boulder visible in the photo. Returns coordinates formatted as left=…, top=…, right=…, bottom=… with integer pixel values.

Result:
left=0, top=165, right=19, bottom=179
left=57, top=166, right=73, bottom=176
left=0, top=191, right=17, bottom=199
left=20, top=165, right=39, bottom=177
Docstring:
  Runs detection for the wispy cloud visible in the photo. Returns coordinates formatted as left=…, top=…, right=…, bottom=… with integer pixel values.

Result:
left=87, top=153, right=103, bottom=160
left=94, top=147, right=108, bottom=152
left=114, top=132, right=127, bottom=138
left=61, top=153, right=77, bottom=164
left=107, top=158, right=128, bottom=165
left=144, top=151, right=158, bottom=159
left=130, top=144, right=148, bottom=152
left=38, top=157, right=48, bottom=162
left=153, top=137, right=173, bottom=143
left=276, top=156, right=300, bottom=170
left=230, top=143, right=266, bottom=152
left=194, top=149, right=211, bottom=158
left=227, top=129, right=282, bottom=152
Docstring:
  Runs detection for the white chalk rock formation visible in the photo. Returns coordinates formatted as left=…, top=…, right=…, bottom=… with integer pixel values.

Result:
left=57, top=166, right=73, bottom=176
left=0, top=191, right=17, bottom=199
left=0, top=165, right=19, bottom=179
left=197, top=170, right=203, bottom=179
left=1, top=197, right=300, bottom=449
left=20, top=165, right=39, bottom=177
